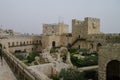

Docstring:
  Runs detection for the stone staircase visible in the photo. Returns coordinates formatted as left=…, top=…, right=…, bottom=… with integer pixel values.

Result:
left=70, top=37, right=86, bottom=48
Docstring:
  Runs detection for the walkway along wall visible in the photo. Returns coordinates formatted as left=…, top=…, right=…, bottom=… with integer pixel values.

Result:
left=3, top=50, right=41, bottom=80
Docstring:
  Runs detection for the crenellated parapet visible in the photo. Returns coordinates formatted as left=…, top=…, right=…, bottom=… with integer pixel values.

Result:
left=43, top=23, right=68, bottom=36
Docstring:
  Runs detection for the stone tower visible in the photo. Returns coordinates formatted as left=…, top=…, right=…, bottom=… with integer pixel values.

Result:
left=72, top=17, right=100, bottom=40
left=42, top=23, right=69, bottom=49
left=85, top=17, right=100, bottom=34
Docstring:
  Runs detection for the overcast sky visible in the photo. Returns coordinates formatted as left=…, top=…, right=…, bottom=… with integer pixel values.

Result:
left=0, top=0, right=120, bottom=34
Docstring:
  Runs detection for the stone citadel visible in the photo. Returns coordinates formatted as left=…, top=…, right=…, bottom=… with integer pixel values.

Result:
left=0, top=17, right=120, bottom=53
left=0, top=17, right=120, bottom=80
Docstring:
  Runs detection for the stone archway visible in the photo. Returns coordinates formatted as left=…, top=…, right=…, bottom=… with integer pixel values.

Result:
left=106, top=60, right=120, bottom=80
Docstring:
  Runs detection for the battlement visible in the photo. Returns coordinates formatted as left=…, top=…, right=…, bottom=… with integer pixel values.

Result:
left=72, top=17, right=100, bottom=26
left=85, top=17, right=100, bottom=21
left=72, top=19, right=84, bottom=25
left=87, top=33, right=120, bottom=43
left=88, top=33, right=120, bottom=38
left=43, top=23, right=68, bottom=27
left=43, top=24, right=58, bottom=28
left=43, top=23, right=69, bottom=35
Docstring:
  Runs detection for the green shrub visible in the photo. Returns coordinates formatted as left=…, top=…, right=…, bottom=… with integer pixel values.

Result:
left=71, top=54, right=98, bottom=67
left=59, top=69, right=98, bottom=80
left=68, top=48, right=77, bottom=54
left=32, top=52, right=40, bottom=56
left=50, top=47, right=56, bottom=53
left=27, top=56, right=34, bottom=63
left=27, top=52, right=40, bottom=63
left=52, top=76, right=59, bottom=80
left=79, top=49, right=88, bottom=53
left=62, top=55, right=67, bottom=63
left=24, top=61, right=30, bottom=66
left=15, top=55, right=25, bottom=60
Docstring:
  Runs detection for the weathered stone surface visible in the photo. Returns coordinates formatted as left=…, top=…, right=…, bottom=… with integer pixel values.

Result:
left=98, top=43, right=120, bottom=80
left=0, top=58, right=17, bottom=80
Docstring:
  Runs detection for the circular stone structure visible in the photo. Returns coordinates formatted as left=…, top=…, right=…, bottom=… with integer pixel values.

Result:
left=98, top=44, right=120, bottom=80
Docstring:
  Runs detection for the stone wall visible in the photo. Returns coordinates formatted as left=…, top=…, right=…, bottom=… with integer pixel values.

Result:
left=0, top=35, right=42, bottom=53
left=1, top=17, right=120, bottom=54
left=98, top=44, right=120, bottom=80
left=72, top=40, right=88, bottom=49
left=42, top=23, right=70, bottom=49
left=72, top=17, right=100, bottom=41
left=42, top=35, right=61, bottom=49
left=60, top=33, right=72, bottom=47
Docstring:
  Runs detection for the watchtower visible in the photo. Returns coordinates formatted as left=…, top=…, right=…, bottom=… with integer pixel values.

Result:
left=72, top=17, right=100, bottom=40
